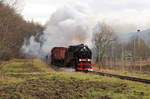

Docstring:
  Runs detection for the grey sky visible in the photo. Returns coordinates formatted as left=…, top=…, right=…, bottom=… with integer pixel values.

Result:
left=21, top=0, right=150, bottom=32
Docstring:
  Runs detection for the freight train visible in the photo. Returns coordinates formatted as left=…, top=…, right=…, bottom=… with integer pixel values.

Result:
left=50, top=44, right=93, bottom=71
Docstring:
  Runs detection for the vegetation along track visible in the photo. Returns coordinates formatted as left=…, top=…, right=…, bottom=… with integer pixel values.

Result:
left=88, top=71, right=150, bottom=84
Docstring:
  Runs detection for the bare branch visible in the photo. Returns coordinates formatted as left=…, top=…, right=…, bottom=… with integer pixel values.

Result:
left=92, top=22, right=116, bottom=64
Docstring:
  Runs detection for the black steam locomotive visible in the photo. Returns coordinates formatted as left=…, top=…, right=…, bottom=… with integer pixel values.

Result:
left=51, top=44, right=93, bottom=71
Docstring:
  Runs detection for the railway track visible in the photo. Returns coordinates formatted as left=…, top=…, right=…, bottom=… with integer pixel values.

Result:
left=51, top=65, right=150, bottom=84
left=89, top=71, right=150, bottom=84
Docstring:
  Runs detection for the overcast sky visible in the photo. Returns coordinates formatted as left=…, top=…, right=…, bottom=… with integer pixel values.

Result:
left=21, top=0, right=150, bottom=32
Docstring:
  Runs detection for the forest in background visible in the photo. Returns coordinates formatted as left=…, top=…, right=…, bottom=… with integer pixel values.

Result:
left=93, top=23, right=150, bottom=74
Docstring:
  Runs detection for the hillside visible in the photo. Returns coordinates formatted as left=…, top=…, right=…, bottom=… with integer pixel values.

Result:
left=117, top=29, right=150, bottom=45
left=0, top=59, right=150, bottom=99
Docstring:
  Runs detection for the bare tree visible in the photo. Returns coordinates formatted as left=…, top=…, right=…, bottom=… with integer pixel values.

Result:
left=0, top=0, right=24, bottom=12
left=93, top=23, right=116, bottom=69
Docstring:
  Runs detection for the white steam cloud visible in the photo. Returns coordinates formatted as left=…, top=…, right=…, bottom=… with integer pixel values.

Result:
left=21, top=4, right=94, bottom=59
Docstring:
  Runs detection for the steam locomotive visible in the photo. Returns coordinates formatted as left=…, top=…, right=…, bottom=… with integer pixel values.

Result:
left=50, top=44, right=93, bottom=71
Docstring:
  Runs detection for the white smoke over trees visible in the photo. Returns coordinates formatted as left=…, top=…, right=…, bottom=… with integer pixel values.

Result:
left=21, top=4, right=94, bottom=59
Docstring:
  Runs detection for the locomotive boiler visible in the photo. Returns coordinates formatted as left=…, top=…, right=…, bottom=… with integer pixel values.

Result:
left=50, top=44, right=93, bottom=71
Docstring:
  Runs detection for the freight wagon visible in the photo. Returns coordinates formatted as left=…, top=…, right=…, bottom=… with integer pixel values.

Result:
left=51, top=47, right=67, bottom=66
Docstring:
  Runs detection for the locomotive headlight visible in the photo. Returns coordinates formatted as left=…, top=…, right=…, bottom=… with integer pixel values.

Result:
left=79, top=59, right=91, bottom=61
left=88, top=59, right=91, bottom=61
left=79, top=59, right=86, bottom=61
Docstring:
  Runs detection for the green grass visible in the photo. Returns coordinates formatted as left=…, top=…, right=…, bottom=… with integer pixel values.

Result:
left=1, top=72, right=150, bottom=99
left=0, top=59, right=150, bottom=99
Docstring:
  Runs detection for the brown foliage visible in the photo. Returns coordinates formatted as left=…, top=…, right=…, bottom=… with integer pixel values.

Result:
left=0, top=2, right=44, bottom=60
